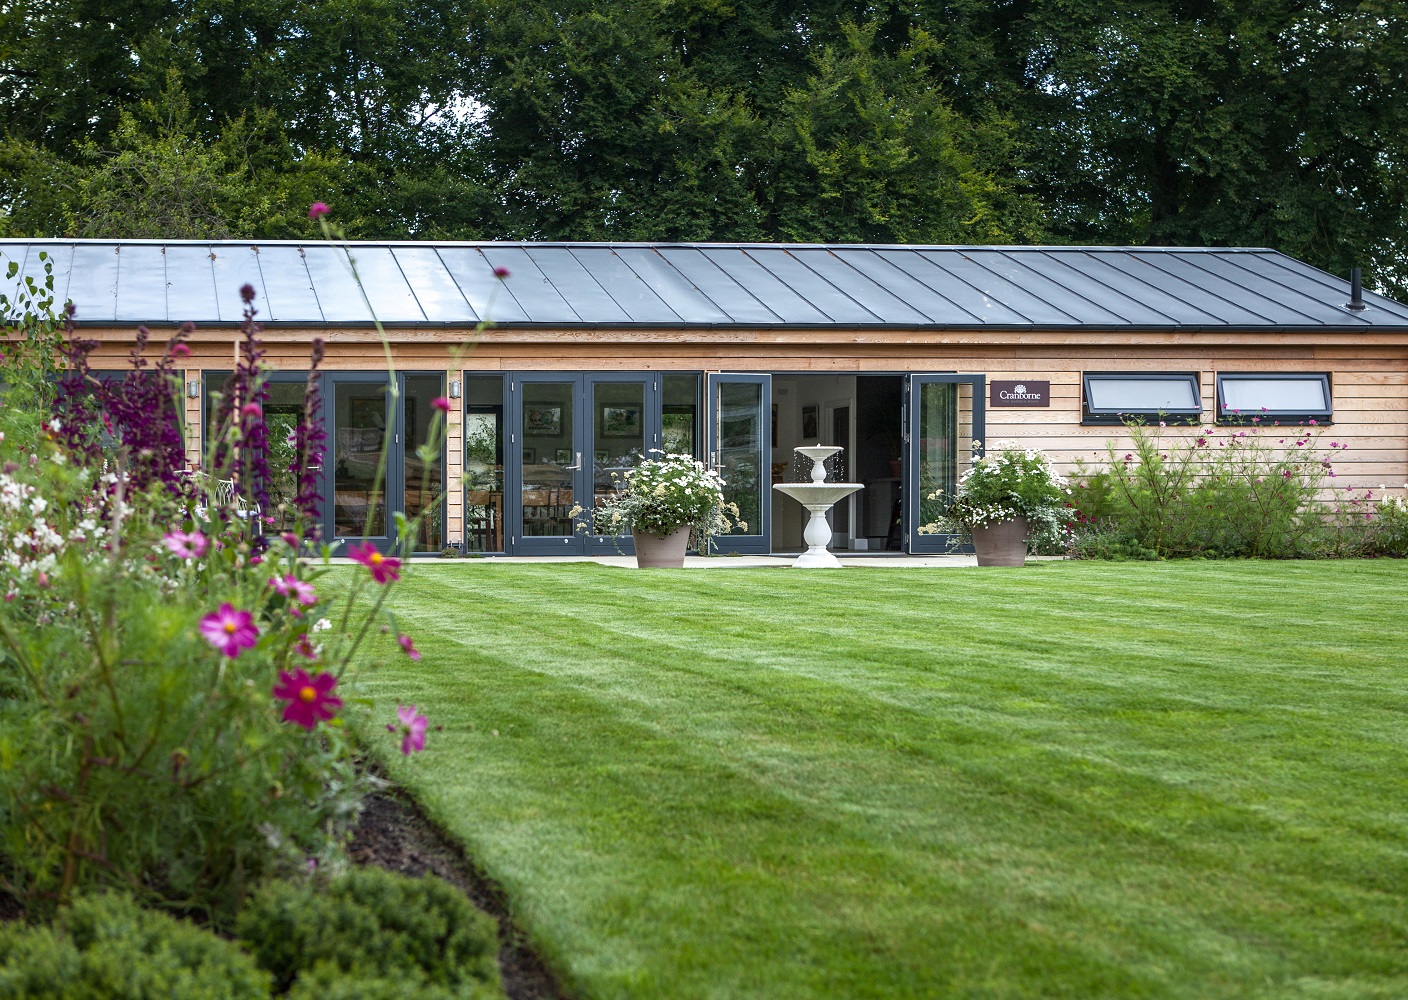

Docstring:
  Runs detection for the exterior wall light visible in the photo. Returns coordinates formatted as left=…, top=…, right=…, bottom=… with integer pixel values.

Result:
left=448, top=379, right=462, bottom=399
left=187, top=380, right=201, bottom=398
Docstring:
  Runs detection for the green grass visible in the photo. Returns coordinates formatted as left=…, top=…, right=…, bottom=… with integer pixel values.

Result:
left=353, top=560, right=1408, bottom=999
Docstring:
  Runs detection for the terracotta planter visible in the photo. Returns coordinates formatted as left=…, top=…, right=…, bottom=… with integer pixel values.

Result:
left=970, top=516, right=1029, bottom=567
left=633, top=525, right=691, bottom=568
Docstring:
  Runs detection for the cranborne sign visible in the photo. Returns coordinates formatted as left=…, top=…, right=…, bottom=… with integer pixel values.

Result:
left=989, top=380, right=1051, bottom=407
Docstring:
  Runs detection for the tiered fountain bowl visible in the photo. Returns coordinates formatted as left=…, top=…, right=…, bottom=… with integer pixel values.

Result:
left=771, top=445, right=864, bottom=568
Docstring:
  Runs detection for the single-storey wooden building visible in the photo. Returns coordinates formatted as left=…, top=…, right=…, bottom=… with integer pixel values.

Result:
left=3, top=239, right=1406, bottom=556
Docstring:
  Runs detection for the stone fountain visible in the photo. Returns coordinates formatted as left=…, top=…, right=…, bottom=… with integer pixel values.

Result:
left=772, top=445, right=864, bottom=568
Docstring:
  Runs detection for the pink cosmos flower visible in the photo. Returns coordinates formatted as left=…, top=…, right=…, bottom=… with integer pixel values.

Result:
left=293, top=633, right=317, bottom=660
left=387, top=705, right=428, bottom=755
left=200, top=603, right=258, bottom=658
left=282, top=531, right=300, bottom=548
left=493, top=265, right=510, bottom=279
left=241, top=402, right=263, bottom=418
left=164, top=529, right=209, bottom=559
left=270, top=574, right=317, bottom=607
left=273, top=668, right=341, bottom=730
left=349, top=542, right=400, bottom=584
left=169, top=342, right=191, bottom=359
left=398, top=634, right=422, bottom=661
left=308, top=201, right=330, bottom=220
left=431, top=396, right=451, bottom=414
left=1308, top=419, right=1318, bottom=426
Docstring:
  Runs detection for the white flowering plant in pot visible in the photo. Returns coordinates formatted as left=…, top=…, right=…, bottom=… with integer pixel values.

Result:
left=921, top=441, right=1075, bottom=550
left=573, top=451, right=743, bottom=548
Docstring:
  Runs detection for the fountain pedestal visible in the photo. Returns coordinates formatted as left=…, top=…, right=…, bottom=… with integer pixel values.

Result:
left=771, top=446, right=864, bottom=569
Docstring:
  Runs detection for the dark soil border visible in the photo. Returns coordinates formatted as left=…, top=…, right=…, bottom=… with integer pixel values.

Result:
left=349, top=786, right=567, bottom=1000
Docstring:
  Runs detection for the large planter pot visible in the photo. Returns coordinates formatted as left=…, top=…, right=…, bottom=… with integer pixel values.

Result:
left=970, top=516, right=1029, bottom=567
left=633, top=525, right=691, bottom=568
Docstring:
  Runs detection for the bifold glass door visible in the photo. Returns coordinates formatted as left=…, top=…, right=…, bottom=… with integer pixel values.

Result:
left=325, top=372, right=446, bottom=553
left=507, top=373, right=660, bottom=555
left=706, top=374, right=771, bottom=554
left=905, top=374, right=985, bottom=553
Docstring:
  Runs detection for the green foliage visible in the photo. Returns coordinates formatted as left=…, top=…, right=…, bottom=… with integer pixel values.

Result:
left=236, top=867, right=501, bottom=997
left=1065, top=421, right=1383, bottom=559
left=3, top=0, right=1405, bottom=286
left=0, top=893, right=270, bottom=999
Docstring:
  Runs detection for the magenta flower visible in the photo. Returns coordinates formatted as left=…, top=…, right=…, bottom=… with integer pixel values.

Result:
left=1308, top=419, right=1318, bottom=426
left=308, top=201, right=330, bottom=220
left=349, top=542, right=400, bottom=584
left=271, top=574, right=317, bottom=606
left=240, top=283, right=256, bottom=303
left=273, top=668, right=342, bottom=730
left=169, top=342, right=191, bottom=359
left=398, top=634, right=422, bottom=661
left=241, top=402, right=263, bottom=418
left=387, top=705, right=429, bottom=755
left=431, top=396, right=451, bottom=414
left=164, top=529, right=208, bottom=559
left=200, top=603, right=258, bottom=658
left=293, top=633, right=317, bottom=660
left=493, top=265, right=510, bottom=279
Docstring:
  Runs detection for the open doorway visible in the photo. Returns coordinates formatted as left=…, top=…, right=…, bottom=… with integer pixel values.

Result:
left=770, top=374, right=903, bottom=552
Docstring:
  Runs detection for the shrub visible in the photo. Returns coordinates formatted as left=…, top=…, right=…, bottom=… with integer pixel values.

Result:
left=0, top=266, right=444, bottom=924
left=0, top=892, right=269, bottom=999
left=236, top=867, right=501, bottom=997
left=1068, top=422, right=1338, bottom=559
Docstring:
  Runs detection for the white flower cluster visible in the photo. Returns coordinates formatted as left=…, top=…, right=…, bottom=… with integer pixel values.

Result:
left=584, top=450, right=742, bottom=539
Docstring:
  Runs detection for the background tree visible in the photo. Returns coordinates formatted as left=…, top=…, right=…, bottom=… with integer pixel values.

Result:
left=0, top=0, right=1404, bottom=295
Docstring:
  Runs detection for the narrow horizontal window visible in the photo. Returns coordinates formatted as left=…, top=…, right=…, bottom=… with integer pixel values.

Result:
left=1216, top=374, right=1331, bottom=423
left=1082, top=373, right=1201, bottom=425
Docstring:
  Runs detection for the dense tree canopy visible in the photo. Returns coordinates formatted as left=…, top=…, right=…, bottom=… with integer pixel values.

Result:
left=1, top=0, right=1404, bottom=293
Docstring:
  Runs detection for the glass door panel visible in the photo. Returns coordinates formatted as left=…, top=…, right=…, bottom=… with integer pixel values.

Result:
left=588, top=379, right=646, bottom=552
left=402, top=374, right=445, bottom=553
left=707, top=374, right=771, bottom=554
left=907, top=374, right=984, bottom=553
left=464, top=375, right=506, bottom=553
left=330, top=378, right=392, bottom=541
left=508, top=377, right=583, bottom=554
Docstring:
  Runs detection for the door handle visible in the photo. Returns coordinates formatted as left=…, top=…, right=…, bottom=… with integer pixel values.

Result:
left=564, top=451, right=583, bottom=471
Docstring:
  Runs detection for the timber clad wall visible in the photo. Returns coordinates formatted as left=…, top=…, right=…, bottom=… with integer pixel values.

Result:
left=92, top=321, right=1408, bottom=550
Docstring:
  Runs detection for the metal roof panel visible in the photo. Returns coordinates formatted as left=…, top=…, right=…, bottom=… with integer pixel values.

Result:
left=700, top=248, right=830, bottom=324
left=391, top=247, right=478, bottom=324
left=523, top=248, right=630, bottom=324
left=437, top=247, right=529, bottom=324
left=115, top=244, right=170, bottom=323
left=208, top=244, right=264, bottom=323
left=748, top=248, right=879, bottom=323
left=162, top=244, right=220, bottom=325
left=481, top=247, right=581, bottom=324
left=655, top=248, right=780, bottom=323
left=67, top=245, right=121, bottom=323
left=792, top=249, right=931, bottom=324
left=257, top=245, right=324, bottom=322
left=612, top=247, right=730, bottom=324
left=340, top=245, right=425, bottom=323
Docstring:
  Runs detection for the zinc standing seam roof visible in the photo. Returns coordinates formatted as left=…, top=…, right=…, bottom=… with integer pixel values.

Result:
left=2, top=240, right=1407, bottom=331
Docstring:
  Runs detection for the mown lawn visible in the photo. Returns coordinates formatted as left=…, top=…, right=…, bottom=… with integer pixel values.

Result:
left=353, top=560, right=1408, bottom=1000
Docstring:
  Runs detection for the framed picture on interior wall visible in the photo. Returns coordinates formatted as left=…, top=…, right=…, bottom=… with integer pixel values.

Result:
left=349, top=396, right=385, bottom=429
left=525, top=406, right=562, bottom=435
left=601, top=405, right=642, bottom=437
left=801, top=404, right=819, bottom=440
left=594, top=449, right=609, bottom=463
left=554, top=447, right=571, bottom=465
